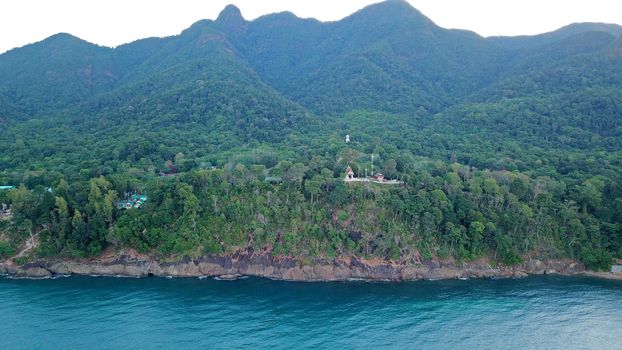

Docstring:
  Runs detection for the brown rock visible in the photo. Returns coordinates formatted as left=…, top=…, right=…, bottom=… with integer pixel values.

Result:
left=3, top=254, right=592, bottom=282
left=217, top=274, right=241, bottom=280
left=48, top=262, right=71, bottom=275
left=5, top=264, right=18, bottom=275
left=16, top=267, right=52, bottom=278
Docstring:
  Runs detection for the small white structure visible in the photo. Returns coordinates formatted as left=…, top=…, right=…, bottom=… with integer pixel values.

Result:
left=345, top=165, right=354, bottom=180
left=344, top=166, right=402, bottom=185
left=345, top=134, right=350, bottom=143
left=612, top=265, right=622, bottom=273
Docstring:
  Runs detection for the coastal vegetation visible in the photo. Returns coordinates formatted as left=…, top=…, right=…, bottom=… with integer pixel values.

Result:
left=0, top=1, right=621, bottom=271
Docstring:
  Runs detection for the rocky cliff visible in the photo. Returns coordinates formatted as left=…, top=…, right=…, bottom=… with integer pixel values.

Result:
left=0, top=251, right=587, bottom=281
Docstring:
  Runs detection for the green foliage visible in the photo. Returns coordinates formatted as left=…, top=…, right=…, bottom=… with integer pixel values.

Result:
left=495, top=234, right=523, bottom=266
left=580, top=247, right=613, bottom=271
left=0, top=241, right=15, bottom=259
left=0, top=2, right=621, bottom=271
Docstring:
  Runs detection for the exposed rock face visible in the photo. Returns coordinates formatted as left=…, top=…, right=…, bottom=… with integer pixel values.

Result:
left=0, top=253, right=590, bottom=281
left=15, top=267, right=52, bottom=278
left=523, top=258, right=584, bottom=275
left=5, top=261, right=53, bottom=278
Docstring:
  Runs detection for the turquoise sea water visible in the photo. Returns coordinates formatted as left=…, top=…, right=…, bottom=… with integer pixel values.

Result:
left=0, top=275, right=621, bottom=349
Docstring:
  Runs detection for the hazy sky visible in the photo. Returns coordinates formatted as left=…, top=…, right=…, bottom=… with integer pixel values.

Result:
left=1, top=0, right=621, bottom=53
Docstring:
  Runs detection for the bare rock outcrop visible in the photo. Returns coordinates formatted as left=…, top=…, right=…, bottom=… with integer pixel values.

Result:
left=0, top=254, right=590, bottom=281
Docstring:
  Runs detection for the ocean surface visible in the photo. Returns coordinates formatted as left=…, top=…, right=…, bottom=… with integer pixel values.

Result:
left=0, top=275, right=620, bottom=349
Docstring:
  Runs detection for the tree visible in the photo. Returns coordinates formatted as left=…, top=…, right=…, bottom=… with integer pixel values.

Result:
left=176, top=181, right=200, bottom=231
left=305, top=177, right=321, bottom=205
left=468, top=221, right=485, bottom=256
left=383, top=159, right=397, bottom=179
left=574, top=178, right=604, bottom=213
left=321, top=168, right=334, bottom=191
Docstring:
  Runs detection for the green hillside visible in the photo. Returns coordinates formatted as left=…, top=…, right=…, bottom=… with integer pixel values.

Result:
left=0, top=0, right=620, bottom=269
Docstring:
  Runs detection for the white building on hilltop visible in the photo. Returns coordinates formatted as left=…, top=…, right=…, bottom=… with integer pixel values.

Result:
left=345, top=165, right=354, bottom=180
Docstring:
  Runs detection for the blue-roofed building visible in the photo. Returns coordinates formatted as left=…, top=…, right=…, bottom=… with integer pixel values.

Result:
left=116, top=194, right=147, bottom=209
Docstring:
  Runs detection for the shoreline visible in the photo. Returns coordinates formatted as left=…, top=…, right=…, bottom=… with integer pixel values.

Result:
left=3, top=251, right=616, bottom=282
left=580, top=270, right=622, bottom=281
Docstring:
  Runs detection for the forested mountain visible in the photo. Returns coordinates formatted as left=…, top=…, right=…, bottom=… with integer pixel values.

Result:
left=1, top=0, right=620, bottom=270
left=236, top=0, right=505, bottom=115
left=489, top=22, right=622, bottom=50
left=0, top=33, right=121, bottom=116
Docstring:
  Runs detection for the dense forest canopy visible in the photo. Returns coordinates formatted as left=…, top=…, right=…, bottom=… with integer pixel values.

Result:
left=1, top=0, right=621, bottom=270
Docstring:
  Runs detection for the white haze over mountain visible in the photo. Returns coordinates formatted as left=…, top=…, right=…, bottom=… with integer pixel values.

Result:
left=1, top=0, right=621, bottom=53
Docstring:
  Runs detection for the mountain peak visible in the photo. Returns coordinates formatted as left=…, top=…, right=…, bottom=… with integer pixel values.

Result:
left=48, top=32, right=79, bottom=40
left=369, top=0, right=418, bottom=13
left=218, top=5, right=242, bottom=18
left=44, top=32, right=85, bottom=45
left=345, top=0, right=435, bottom=28
left=216, top=4, right=247, bottom=33
left=36, top=32, right=103, bottom=51
left=217, top=5, right=244, bottom=23
left=383, top=0, right=414, bottom=8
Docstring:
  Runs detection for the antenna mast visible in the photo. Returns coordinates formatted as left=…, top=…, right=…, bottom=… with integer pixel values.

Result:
left=371, top=154, right=374, bottom=176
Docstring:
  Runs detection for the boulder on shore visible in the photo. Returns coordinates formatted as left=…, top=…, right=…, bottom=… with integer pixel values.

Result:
left=217, top=274, right=241, bottom=280
left=15, top=267, right=52, bottom=278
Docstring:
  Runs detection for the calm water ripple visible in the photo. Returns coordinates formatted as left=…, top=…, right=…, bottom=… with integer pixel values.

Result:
left=0, top=275, right=621, bottom=349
